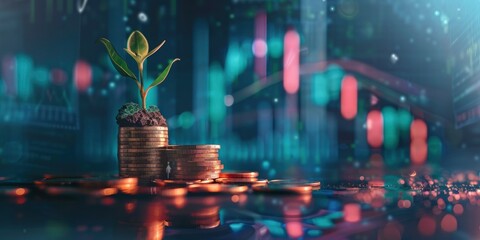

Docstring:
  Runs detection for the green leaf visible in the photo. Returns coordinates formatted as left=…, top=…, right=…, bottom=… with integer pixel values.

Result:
left=124, top=48, right=142, bottom=63
left=98, top=38, right=137, bottom=80
left=147, top=58, right=180, bottom=91
left=127, top=31, right=149, bottom=61
left=144, top=40, right=166, bottom=60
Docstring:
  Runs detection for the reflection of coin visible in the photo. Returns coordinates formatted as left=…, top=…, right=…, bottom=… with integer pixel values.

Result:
left=187, top=183, right=248, bottom=194
left=252, top=183, right=312, bottom=194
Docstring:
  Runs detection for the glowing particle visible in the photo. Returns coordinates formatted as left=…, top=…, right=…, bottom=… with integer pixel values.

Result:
left=367, top=110, right=384, bottom=148
left=344, top=203, right=361, bottom=222
left=274, top=98, right=278, bottom=103
left=283, top=29, right=300, bottom=94
left=400, top=96, right=406, bottom=102
left=453, top=204, right=464, bottom=215
left=15, top=188, right=26, bottom=196
left=138, top=12, right=148, bottom=22
left=371, top=94, right=379, bottom=105
left=224, top=94, right=234, bottom=107
left=252, top=39, right=268, bottom=58
left=390, top=53, right=399, bottom=64
left=312, top=73, right=329, bottom=106
left=340, top=75, right=358, bottom=120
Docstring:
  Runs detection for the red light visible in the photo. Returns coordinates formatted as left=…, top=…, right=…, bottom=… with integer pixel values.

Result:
left=440, top=214, right=457, bottom=232
left=283, top=29, right=300, bottom=94
left=285, top=221, right=303, bottom=238
left=254, top=12, right=267, bottom=79
left=74, top=60, right=92, bottom=92
left=340, top=75, right=358, bottom=119
left=418, top=215, right=436, bottom=236
left=411, top=119, right=427, bottom=140
left=367, top=110, right=383, bottom=147
left=344, top=203, right=361, bottom=222
left=411, top=139, right=427, bottom=165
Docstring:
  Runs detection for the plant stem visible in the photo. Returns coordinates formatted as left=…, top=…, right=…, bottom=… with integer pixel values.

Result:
left=138, top=63, right=146, bottom=109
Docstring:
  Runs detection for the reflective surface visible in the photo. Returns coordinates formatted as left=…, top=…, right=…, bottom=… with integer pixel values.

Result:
left=1, top=167, right=480, bottom=240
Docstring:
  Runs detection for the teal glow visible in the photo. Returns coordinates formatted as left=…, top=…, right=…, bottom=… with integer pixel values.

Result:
left=144, top=77, right=158, bottom=108
left=326, top=211, right=344, bottom=220
left=325, top=64, right=344, bottom=100
left=307, top=230, right=322, bottom=237
left=311, top=73, right=329, bottom=106
left=311, top=217, right=334, bottom=229
left=16, top=54, right=34, bottom=100
left=34, top=67, right=50, bottom=87
left=428, top=136, right=442, bottom=157
left=396, top=109, right=413, bottom=132
left=230, top=223, right=245, bottom=232
left=268, top=37, right=283, bottom=58
left=382, top=106, right=398, bottom=149
left=208, top=63, right=226, bottom=122
left=178, top=111, right=195, bottom=129
left=258, top=220, right=285, bottom=237
left=225, top=42, right=247, bottom=82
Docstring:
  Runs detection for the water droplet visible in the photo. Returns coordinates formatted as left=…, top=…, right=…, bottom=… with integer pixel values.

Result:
left=390, top=53, right=399, bottom=64
left=138, top=12, right=148, bottom=22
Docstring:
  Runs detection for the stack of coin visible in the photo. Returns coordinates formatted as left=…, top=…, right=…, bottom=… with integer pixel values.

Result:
left=215, top=171, right=267, bottom=185
left=157, top=145, right=222, bottom=181
left=118, top=126, right=169, bottom=180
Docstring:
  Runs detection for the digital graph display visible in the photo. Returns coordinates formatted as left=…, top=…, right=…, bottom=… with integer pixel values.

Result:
left=450, top=2, right=480, bottom=128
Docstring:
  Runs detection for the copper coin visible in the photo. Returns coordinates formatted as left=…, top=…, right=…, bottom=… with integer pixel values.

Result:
left=215, top=178, right=267, bottom=184
left=162, top=165, right=224, bottom=171
left=118, top=158, right=163, bottom=162
left=119, top=126, right=168, bottom=130
left=119, top=137, right=169, bottom=142
left=154, top=179, right=214, bottom=186
left=163, top=172, right=221, bottom=178
left=219, top=172, right=259, bottom=179
left=252, top=183, right=312, bottom=194
left=159, top=144, right=220, bottom=149
left=160, top=187, right=188, bottom=197
left=188, top=183, right=248, bottom=194
left=162, top=150, right=219, bottom=155
left=158, top=160, right=222, bottom=166
left=163, top=219, right=220, bottom=229
left=118, top=142, right=168, bottom=147
left=77, top=177, right=138, bottom=188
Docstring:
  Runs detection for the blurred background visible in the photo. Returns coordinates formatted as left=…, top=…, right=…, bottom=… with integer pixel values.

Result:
left=0, top=0, right=479, bottom=179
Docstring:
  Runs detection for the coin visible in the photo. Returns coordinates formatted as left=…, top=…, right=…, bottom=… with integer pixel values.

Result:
left=119, top=126, right=168, bottom=131
left=119, top=164, right=164, bottom=168
left=158, top=160, right=222, bottom=166
left=119, top=137, right=169, bottom=142
left=154, top=179, right=214, bottom=186
left=118, top=142, right=168, bottom=147
left=252, top=183, right=312, bottom=194
left=187, top=184, right=248, bottom=194
left=159, top=145, right=221, bottom=149
left=163, top=219, right=220, bottom=229
left=160, top=187, right=188, bottom=197
left=162, top=150, right=219, bottom=155
left=215, top=178, right=267, bottom=184
left=158, top=165, right=224, bottom=171
left=219, top=172, right=259, bottom=179
left=77, top=177, right=138, bottom=188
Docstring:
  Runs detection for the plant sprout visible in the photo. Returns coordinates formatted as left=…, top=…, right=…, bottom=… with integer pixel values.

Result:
left=99, top=30, right=180, bottom=109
